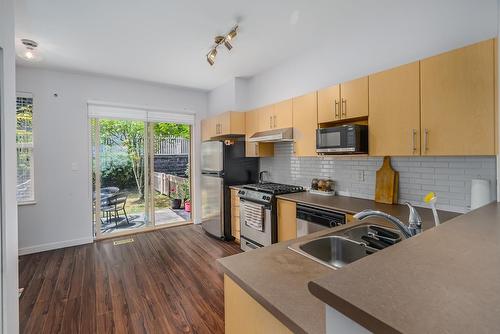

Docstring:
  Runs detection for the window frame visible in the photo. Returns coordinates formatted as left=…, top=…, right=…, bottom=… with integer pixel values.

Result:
left=16, top=92, right=36, bottom=205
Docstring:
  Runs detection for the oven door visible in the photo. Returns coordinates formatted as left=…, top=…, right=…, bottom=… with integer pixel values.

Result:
left=240, top=199, right=272, bottom=248
left=316, top=126, right=353, bottom=153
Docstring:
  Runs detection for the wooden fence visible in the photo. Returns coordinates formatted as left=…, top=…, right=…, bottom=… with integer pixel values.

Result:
left=154, top=172, right=188, bottom=197
left=155, top=137, right=190, bottom=155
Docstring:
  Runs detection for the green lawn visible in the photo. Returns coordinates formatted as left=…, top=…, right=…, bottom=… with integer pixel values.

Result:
left=124, top=190, right=172, bottom=214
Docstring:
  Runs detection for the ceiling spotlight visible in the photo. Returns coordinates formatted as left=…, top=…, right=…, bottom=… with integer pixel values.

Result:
left=207, top=48, right=217, bottom=66
left=19, top=39, right=40, bottom=61
left=205, top=25, right=239, bottom=66
left=226, top=26, right=238, bottom=41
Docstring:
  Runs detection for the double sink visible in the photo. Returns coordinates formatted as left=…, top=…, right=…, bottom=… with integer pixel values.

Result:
left=288, top=224, right=403, bottom=270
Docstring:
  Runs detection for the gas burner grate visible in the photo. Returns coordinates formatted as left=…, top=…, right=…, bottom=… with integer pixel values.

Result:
left=242, top=182, right=304, bottom=195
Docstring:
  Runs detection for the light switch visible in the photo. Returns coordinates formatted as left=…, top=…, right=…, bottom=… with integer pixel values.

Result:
left=357, top=170, right=364, bottom=182
left=71, top=162, right=79, bottom=171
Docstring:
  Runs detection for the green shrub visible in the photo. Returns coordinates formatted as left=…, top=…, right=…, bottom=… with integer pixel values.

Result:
left=100, top=152, right=136, bottom=189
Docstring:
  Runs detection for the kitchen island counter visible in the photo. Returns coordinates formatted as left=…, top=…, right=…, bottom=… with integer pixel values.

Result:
left=309, top=202, right=500, bottom=333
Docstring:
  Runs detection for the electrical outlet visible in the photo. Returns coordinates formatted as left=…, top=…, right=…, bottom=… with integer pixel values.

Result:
left=357, top=170, right=364, bottom=182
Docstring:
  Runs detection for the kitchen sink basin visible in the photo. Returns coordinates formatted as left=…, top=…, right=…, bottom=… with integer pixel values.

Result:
left=288, top=224, right=402, bottom=270
left=289, top=235, right=376, bottom=270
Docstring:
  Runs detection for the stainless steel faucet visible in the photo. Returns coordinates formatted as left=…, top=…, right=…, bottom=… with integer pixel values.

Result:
left=353, top=203, right=423, bottom=239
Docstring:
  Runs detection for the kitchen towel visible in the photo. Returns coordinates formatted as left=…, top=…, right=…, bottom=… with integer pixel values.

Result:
left=242, top=201, right=264, bottom=231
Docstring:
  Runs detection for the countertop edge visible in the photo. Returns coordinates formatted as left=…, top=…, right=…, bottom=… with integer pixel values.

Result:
left=308, top=281, right=401, bottom=334
left=275, top=194, right=356, bottom=214
left=217, top=261, right=309, bottom=334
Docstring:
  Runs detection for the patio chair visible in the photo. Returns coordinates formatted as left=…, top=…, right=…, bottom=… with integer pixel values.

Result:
left=101, top=193, right=130, bottom=227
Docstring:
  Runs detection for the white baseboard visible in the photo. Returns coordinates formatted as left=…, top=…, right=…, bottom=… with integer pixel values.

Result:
left=18, top=237, right=94, bottom=256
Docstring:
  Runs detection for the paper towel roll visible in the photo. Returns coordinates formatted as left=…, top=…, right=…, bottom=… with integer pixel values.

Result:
left=471, top=179, right=491, bottom=210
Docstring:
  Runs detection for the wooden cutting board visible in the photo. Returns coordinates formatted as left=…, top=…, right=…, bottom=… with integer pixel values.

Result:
left=375, top=156, right=399, bottom=204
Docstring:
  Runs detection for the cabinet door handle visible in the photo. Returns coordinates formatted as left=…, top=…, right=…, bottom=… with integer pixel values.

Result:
left=341, top=98, right=347, bottom=118
left=216, top=124, right=219, bottom=134
left=273, top=115, right=277, bottom=128
left=269, top=116, right=272, bottom=129
left=412, top=129, right=417, bottom=153
left=424, top=128, right=429, bottom=152
left=334, top=100, right=339, bottom=119
left=293, top=142, right=296, bottom=154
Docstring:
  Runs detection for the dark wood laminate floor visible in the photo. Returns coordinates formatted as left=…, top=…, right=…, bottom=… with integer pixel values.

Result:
left=19, top=224, right=241, bottom=334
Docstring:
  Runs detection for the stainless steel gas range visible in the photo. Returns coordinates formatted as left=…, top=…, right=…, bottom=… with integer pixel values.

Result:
left=237, top=183, right=304, bottom=251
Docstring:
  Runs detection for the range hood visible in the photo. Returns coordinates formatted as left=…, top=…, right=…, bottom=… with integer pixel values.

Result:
left=248, top=127, right=293, bottom=143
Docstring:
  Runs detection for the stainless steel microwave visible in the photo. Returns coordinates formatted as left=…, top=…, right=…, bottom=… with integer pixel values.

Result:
left=316, top=124, right=368, bottom=154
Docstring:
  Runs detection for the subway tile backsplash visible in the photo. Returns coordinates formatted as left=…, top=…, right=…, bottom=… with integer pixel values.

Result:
left=260, top=142, right=497, bottom=213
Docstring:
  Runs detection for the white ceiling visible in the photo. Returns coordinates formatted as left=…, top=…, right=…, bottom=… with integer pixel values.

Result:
left=15, top=0, right=337, bottom=90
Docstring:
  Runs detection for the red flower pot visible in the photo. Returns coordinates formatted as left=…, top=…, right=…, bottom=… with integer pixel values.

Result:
left=184, top=200, right=191, bottom=212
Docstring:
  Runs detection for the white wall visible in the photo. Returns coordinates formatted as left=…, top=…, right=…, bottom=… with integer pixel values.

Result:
left=207, top=77, right=249, bottom=116
left=16, top=66, right=208, bottom=254
left=207, top=79, right=235, bottom=116
left=241, top=0, right=498, bottom=109
left=0, top=0, right=19, bottom=331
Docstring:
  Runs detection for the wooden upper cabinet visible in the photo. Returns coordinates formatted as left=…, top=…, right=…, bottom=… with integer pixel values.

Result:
left=245, top=109, right=259, bottom=136
left=201, top=118, right=212, bottom=141
left=340, top=76, right=369, bottom=120
left=201, top=111, right=246, bottom=141
left=369, top=62, right=421, bottom=156
left=420, top=39, right=496, bottom=156
left=214, top=111, right=246, bottom=137
left=318, top=85, right=341, bottom=123
left=245, top=109, right=274, bottom=157
left=292, top=92, right=318, bottom=157
left=258, top=105, right=274, bottom=131
left=317, top=77, right=368, bottom=123
left=273, top=99, right=293, bottom=129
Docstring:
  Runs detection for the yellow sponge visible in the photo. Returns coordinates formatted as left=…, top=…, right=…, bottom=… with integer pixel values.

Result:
left=424, top=192, right=436, bottom=203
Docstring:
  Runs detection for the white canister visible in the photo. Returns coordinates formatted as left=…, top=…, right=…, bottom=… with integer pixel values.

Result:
left=470, top=179, right=491, bottom=210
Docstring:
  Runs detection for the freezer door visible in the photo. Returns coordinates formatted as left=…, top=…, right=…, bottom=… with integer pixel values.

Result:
left=201, top=141, right=223, bottom=172
left=201, top=174, right=224, bottom=238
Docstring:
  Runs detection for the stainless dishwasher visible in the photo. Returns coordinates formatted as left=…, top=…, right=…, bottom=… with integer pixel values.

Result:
left=296, top=204, right=346, bottom=237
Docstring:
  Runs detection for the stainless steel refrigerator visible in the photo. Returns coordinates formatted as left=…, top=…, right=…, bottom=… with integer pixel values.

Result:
left=201, top=140, right=258, bottom=240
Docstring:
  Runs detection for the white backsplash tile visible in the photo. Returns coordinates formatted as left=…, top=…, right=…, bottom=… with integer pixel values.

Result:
left=259, top=142, right=497, bottom=213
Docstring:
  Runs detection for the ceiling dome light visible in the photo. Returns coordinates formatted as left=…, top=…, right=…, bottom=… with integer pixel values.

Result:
left=207, top=48, right=217, bottom=66
left=18, top=39, right=41, bottom=61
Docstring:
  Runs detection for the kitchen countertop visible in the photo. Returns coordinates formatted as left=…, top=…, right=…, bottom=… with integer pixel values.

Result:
left=309, top=202, right=500, bottom=333
left=218, top=226, right=344, bottom=334
left=277, top=192, right=460, bottom=230
left=218, top=194, right=461, bottom=333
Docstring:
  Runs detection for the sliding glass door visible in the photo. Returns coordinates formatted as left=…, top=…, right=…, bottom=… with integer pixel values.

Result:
left=149, top=122, right=192, bottom=227
left=91, top=117, right=191, bottom=239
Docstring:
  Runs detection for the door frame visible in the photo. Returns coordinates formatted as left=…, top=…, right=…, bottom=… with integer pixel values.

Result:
left=87, top=106, right=195, bottom=240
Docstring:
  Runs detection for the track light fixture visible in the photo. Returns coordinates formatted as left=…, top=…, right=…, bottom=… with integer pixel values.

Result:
left=206, top=25, right=238, bottom=66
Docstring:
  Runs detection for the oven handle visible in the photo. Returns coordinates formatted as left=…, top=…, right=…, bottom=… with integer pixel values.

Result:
left=240, top=198, right=272, bottom=210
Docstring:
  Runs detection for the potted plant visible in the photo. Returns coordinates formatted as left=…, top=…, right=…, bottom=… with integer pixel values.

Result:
left=178, top=181, right=191, bottom=212
left=170, top=186, right=182, bottom=209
